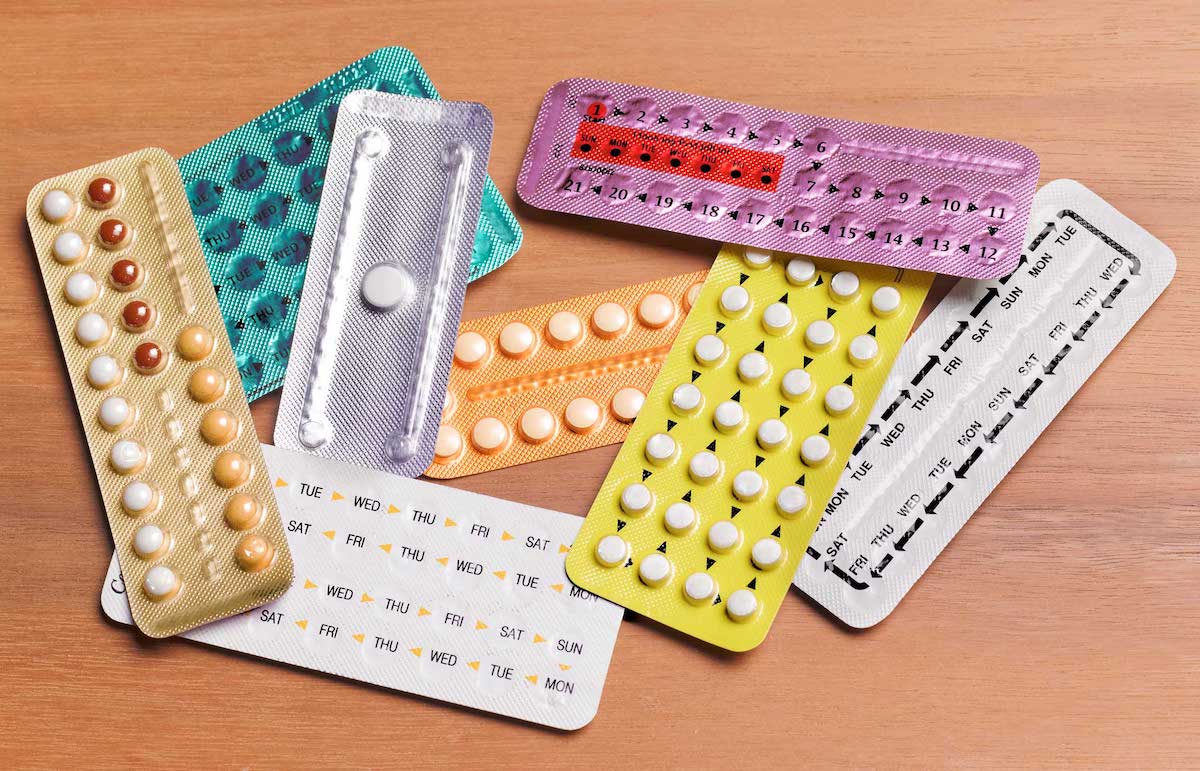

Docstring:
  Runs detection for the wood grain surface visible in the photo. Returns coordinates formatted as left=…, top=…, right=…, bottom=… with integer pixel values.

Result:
left=2, top=1, right=1197, bottom=767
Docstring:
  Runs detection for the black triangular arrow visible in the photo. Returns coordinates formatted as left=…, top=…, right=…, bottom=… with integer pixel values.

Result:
left=213, top=283, right=222, bottom=294
left=803, top=356, right=813, bottom=368
left=682, top=201, right=693, bottom=210
left=713, top=594, right=721, bottom=605
left=754, top=341, right=765, bottom=353
left=747, top=131, right=758, bottom=140
left=739, top=273, right=749, bottom=284
left=624, top=558, right=633, bottom=567
left=827, top=184, right=839, bottom=194
left=771, top=525, right=781, bottom=537
left=919, top=196, right=931, bottom=206
left=779, top=405, right=789, bottom=417
left=701, top=122, right=712, bottom=132
left=812, top=161, right=823, bottom=170
left=911, top=236, right=924, bottom=246
left=747, top=578, right=757, bottom=589
left=819, top=224, right=831, bottom=234
left=868, top=324, right=877, bottom=336
left=826, top=307, right=837, bottom=318
left=754, top=455, right=765, bottom=467
left=843, top=374, right=854, bottom=385
left=773, top=218, right=784, bottom=227
left=691, top=370, right=701, bottom=382
left=873, top=190, right=884, bottom=199
left=706, top=558, right=716, bottom=569
left=657, top=114, right=668, bottom=123
left=235, top=320, right=246, bottom=330
left=641, top=469, right=652, bottom=480
left=959, top=243, right=970, bottom=253
left=987, top=226, right=998, bottom=236
left=727, top=210, right=739, bottom=220
left=792, top=139, right=803, bottom=149
left=616, top=520, right=626, bottom=531
left=706, top=440, right=716, bottom=452
left=779, top=292, right=789, bottom=304
left=591, top=185, right=603, bottom=194
left=636, top=193, right=647, bottom=202
left=966, top=202, right=978, bottom=212
left=682, top=490, right=692, bottom=502
left=731, top=390, right=741, bottom=402
left=819, top=424, right=830, bottom=436
left=667, top=420, right=677, bottom=431
left=656, top=542, right=667, bottom=553
left=814, top=275, right=824, bottom=286
left=715, top=321, right=725, bottom=333
left=865, top=231, right=877, bottom=240
left=731, top=506, right=741, bottom=517
left=796, top=474, right=806, bottom=485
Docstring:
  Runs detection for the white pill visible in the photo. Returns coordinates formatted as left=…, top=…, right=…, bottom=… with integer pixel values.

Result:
left=781, top=368, right=813, bottom=400
left=594, top=535, right=629, bottom=567
left=786, top=258, right=816, bottom=285
left=825, top=384, right=856, bottom=415
left=546, top=310, right=583, bottom=347
left=87, top=355, right=122, bottom=389
left=732, top=470, right=765, bottom=501
left=684, top=572, right=717, bottom=604
left=110, top=440, right=145, bottom=474
left=743, top=247, right=773, bottom=268
left=99, top=396, right=132, bottom=431
left=143, top=565, right=178, bottom=600
left=726, top=589, right=759, bottom=622
left=122, top=480, right=156, bottom=514
left=133, top=524, right=167, bottom=559
left=707, top=520, right=741, bottom=552
left=737, top=352, right=769, bottom=383
left=638, top=553, right=673, bottom=587
left=756, top=419, right=789, bottom=450
left=453, top=331, right=489, bottom=367
left=74, top=312, right=110, bottom=347
left=360, top=261, right=413, bottom=311
left=872, top=285, right=902, bottom=316
left=712, top=400, right=745, bottom=433
left=805, top=320, right=836, bottom=350
left=751, top=538, right=785, bottom=570
left=801, top=434, right=832, bottom=466
left=761, top=302, right=793, bottom=335
left=53, top=231, right=86, bottom=263
left=41, top=189, right=74, bottom=222
left=688, top=451, right=721, bottom=483
left=830, top=271, right=860, bottom=300
left=719, top=285, right=750, bottom=316
left=64, top=271, right=98, bottom=305
left=498, top=322, right=536, bottom=358
left=776, top=485, right=808, bottom=518
left=620, top=483, right=653, bottom=515
left=663, top=502, right=697, bottom=534
left=671, top=383, right=703, bottom=415
left=693, top=334, right=726, bottom=366
left=644, top=433, right=676, bottom=464
left=849, top=334, right=879, bottom=366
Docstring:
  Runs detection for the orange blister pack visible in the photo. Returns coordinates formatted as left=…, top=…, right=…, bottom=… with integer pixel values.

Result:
left=424, top=271, right=708, bottom=478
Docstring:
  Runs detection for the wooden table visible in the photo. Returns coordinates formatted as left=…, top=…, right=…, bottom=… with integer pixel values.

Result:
left=3, top=1, right=1197, bottom=767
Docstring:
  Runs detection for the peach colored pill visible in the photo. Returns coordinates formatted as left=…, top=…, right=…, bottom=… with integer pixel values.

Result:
left=546, top=311, right=584, bottom=349
left=471, top=417, right=509, bottom=454
left=637, top=292, right=675, bottom=329
left=591, top=302, right=629, bottom=339
left=610, top=387, right=645, bottom=423
left=565, top=397, right=602, bottom=434
left=518, top=407, right=557, bottom=444
left=454, top=331, right=490, bottom=368
left=498, top=322, right=536, bottom=359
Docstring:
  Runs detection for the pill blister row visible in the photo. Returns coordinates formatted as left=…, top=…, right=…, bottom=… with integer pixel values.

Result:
left=564, top=243, right=931, bottom=650
left=519, top=78, right=1039, bottom=280
left=795, top=180, right=1176, bottom=627
left=183, top=47, right=522, bottom=401
left=101, top=444, right=623, bottom=730
left=425, top=271, right=708, bottom=478
left=27, top=148, right=294, bottom=638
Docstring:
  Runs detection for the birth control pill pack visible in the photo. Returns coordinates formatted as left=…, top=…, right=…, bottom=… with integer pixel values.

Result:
left=276, top=92, right=492, bottom=478
left=101, top=444, right=623, bottom=730
left=519, top=79, right=1038, bottom=280
left=425, top=271, right=708, bottom=478
left=27, top=148, right=293, bottom=638
left=565, top=244, right=931, bottom=650
left=795, top=180, right=1175, bottom=627
left=183, top=47, right=522, bottom=401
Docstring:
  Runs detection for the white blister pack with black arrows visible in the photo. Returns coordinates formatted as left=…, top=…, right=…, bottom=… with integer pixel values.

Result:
left=101, top=444, right=623, bottom=730
left=794, top=180, right=1175, bottom=627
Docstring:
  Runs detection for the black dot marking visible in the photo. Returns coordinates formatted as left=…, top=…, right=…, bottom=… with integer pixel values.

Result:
left=580, top=143, right=592, bottom=153
left=729, top=169, right=742, bottom=179
left=610, top=148, right=621, bottom=158
left=639, top=152, right=652, bottom=162
left=761, top=175, right=773, bottom=185
left=700, top=163, right=712, bottom=173
left=669, top=158, right=682, bottom=168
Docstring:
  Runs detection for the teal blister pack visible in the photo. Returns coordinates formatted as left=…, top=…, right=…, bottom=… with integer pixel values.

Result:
left=180, top=47, right=523, bottom=400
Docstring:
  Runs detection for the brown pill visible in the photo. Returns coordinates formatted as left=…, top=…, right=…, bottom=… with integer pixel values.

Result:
left=121, top=300, right=154, bottom=332
left=87, top=177, right=120, bottom=208
left=224, top=494, right=263, bottom=530
left=176, top=324, right=214, bottom=361
left=132, top=341, right=166, bottom=374
left=212, top=450, right=250, bottom=488
left=188, top=367, right=226, bottom=403
left=200, top=409, right=239, bottom=446
left=234, top=534, right=275, bottom=573
left=110, top=259, right=141, bottom=291
left=97, top=218, right=131, bottom=249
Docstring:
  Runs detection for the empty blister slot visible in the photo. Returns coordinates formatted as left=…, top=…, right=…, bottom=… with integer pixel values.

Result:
left=795, top=180, right=1175, bottom=628
left=101, top=444, right=623, bottom=730
left=425, top=271, right=708, bottom=478
left=564, top=244, right=931, bottom=651
left=519, top=79, right=1039, bottom=280
left=277, top=92, right=493, bottom=477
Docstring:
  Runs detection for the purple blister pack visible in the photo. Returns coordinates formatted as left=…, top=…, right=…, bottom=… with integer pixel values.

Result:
left=518, top=79, right=1040, bottom=279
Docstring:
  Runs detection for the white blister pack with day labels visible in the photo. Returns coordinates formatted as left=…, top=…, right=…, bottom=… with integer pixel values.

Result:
left=276, top=91, right=492, bottom=477
left=102, top=444, right=623, bottom=730
left=794, top=179, right=1175, bottom=627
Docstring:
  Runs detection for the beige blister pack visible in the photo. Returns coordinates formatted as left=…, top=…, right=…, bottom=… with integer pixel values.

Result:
left=426, top=271, right=708, bottom=478
left=28, top=148, right=293, bottom=637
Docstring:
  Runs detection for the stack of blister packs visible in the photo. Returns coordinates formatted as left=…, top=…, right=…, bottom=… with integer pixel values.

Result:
left=27, top=46, right=1173, bottom=728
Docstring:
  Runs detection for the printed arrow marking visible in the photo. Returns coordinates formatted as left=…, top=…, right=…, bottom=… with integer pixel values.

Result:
left=387, top=504, right=401, bottom=514
left=911, top=355, right=940, bottom=386
left=1101, top=278, right=1129, bottom=309
left=501, top=531, right=514, bottom=541
left=881, top=389, right=910, bottom=421
left=966, top=202, right=978, bottom=213
left=925, top=482, right=954, bottom=514
left=911, top=236, right=924, bottom=247
left=869, top=553, right=893, bottom=578
left=331, top=491, right=344, bottom=501
left=853, top=423, right=880, bottom=456
left=295, top=620, right=308, bottom=630
left=436, top=556, right=449, bottom=566
left=379, top=544, right=392, bottom=554
left=730, top=506, right=741, bottom=518
left=1044, top=343, right=1072, bottom=375
left=274, top=478, right=288, bottom=488
left=739, top=272, right=750, bottom=284
left=999, top=255, right=1029, bottom=286
left=352, top=633, right=364, bottom=643
left=894, top=517, right=924, bottom=551
left=806, top=546, right=822, bottom=560
left=1059, top=209, right=1142, bottom=275
left=985, top=412, right=1012, bottom=444
left=954, top=446, right=983, bottom=479
left=322, top=530, right=335, bottom=540
left=303, top=579, right=318, bottom=589
left=706, top=557, right=716, bottom=569
left=493, top=570, right=507, bottom=580
left=691, top=370, right=701, bottom=382
left=476, top=619, right=488, bottom=630
left=1073, top=311, right=1100, bottom=341
left=969, top=287, right=998, bottom=318
left=1014, top=378, right=1043, bottom=409
left=941, top=321, right=969, bottom=352
left=824, top=560, right=869, bottom=590
left=641, top=469, right=652, bottom=481
left=361, top=593, right=375, bottom=603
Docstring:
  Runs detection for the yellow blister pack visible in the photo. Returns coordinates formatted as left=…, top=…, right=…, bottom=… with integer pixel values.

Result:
left=565, top=244, right=931, bottom=650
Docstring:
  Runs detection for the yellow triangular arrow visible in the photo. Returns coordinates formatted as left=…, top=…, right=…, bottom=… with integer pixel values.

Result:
left=467, top=660, right=480, bottom=671
left=444, top=517, right=457, bottom=528
left=533, top=634, right=546, bottom=644
left=418, top=607, right=431, bottom=617
left=410, top=647, right=422, bottom=657
left=475, top=619, right=488, bottom=630
left=295, top=620, right=308, bottom=630
left=493, top=570, right=507, bottom=580
left=379, top=543, right=392, bottom=553
left=361, top=593, right=374, bottom=603
left=387, top=504, right=401, bottom=514
left=304, top=579, right=318, bottom=589
left=436, top=556, right=449, bottom=567
left=559, top=664, right=572, bottom=671
left=501, top=531, right=514, bottom=541
left=550, top=583, right=564, bottom=593
left=559, top=544, right=570, bottom=554
left=352, top=633, right=364, bottom=643
left=332, top=491, right=344, bottom=501
left=322, top=530, right=336, bottom=540
left=525, top=674, right=538, bottom=685
left=275, top=478, right=288, bottom=488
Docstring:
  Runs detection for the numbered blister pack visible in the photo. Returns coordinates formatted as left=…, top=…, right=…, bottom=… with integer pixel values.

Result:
left=276, top=92, right=491, bottom=478
left=426, top=271, right=707, bottom=478
left=184, top=47, right=522, bottom=400
left=565, top=244, right=931, bottom=650
left=795, top=179, right=1175, bottom=627
left=27, top=148, right=293, bottom=637
left=102, top=445, right=622, bottom=730
left=519, top=78, right=1038, bottom=279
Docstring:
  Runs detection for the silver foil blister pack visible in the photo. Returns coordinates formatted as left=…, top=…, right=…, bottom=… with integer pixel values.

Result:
left=277, top=92, right=492, bottom=476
